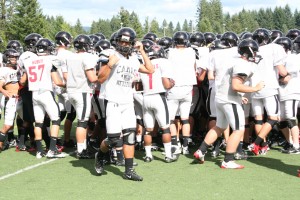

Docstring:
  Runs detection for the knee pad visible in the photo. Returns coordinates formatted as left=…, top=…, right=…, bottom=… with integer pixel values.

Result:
left=97, top=119, right=106, bottom=128
left=278, top=121, right=288, bottom=129
left=267, top=119, right=278, bottom=127
left=287, top=119, right=298, bottom=129
left=123, top=128, right=136, bottom=145
left=60, top=111, right=67, bottom=121
left=52, top=119, right=61, bottom=126
left=77, top=120, right=88, bottom=129
left=136, top=118, right=144, bottom=127
left=254, top=119, right=263, bottom=125
left=88, top=121, right=95, bottom=130
left=0, top=132, right=6, bottom=142
left=181, top=119, right=189, bottom=125
left=162, top=127, right=171, bottom=134
left=104, top=136, right=123, bottom=148
left=66, top=112, right=76, bottom=122
left=35, top=122, right=43, bottom=128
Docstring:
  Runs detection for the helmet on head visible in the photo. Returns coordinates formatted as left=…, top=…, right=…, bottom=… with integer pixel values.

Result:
left=89, top=34, right=100, bottom=47
left=94, top=39, right=111, bottom=54
left=252, top=28, right=270, bottom=46
left=73, top=34, right=92, bottom=52
left=286, top=29, right=300, bottom=41
left=24, top=33, right=43, bottom=52
left=6, top=40, right=23, bottom=54
left=55, top=31, right=72, bottom=47
left=143, top=32, right=157, bottom=43
left=204, top=32, right=216, bottom=45
left=274, top=37, right=292, bottom=52
left=209, top=39, right=227, bottom=51
left=141, top=39, right=155, bottom=51
left=238, top=39, right=261, bottom=63
left=95, top=33, right=106, bottom=40
left=216, top=34, right=222, bottom=39
left=190, top=32, right=206, bottom=47
left=220, top=31, right=239, bottom=47
left=157, top=37, right=173, bottom=50
left=172, top=31, right=189, bottom=46
left=110, top=31, right=118, bottom=48
left=35, top=38, right=56, bottom=55
left=240, top=32, right=253, bottom=40
left=146, top=44, right=166, bottom=59
left=2, top=48, right=20, bottom=69
left=115, top=27, right=136, bottom=54
left=270, top=30, right=283, bottom=42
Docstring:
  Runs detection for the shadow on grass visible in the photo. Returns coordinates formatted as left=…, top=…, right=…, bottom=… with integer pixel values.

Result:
left=247, top=156, right=299, bottom=177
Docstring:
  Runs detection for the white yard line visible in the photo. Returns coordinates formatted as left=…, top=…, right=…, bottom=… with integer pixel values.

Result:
left=0, top=151, right=75, bottom=181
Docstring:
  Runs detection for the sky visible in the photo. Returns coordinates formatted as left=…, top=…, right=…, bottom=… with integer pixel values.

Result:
left=38, top=0, right=300, bottom=27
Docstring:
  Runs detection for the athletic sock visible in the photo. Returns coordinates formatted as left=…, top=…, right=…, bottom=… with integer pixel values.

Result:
left=199, top=141, right=210, bottom=154
left=49, top=137, right=57, bottom=151
left=163, top=142, right=172, bottom=158
left=254, top=136, right=263, bottom=146
left=224, top=152, right=234, bottom=162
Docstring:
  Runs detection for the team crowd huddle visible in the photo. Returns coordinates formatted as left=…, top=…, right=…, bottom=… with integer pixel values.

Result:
left=0, top=26, right=300, bottom=181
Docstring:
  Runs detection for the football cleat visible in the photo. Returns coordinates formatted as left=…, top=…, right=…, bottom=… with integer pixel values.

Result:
left=221, top=161, right=244, bottom=169
left=123, top=169, right=143, bottom=181
left=234, top=151, right=248, bottom=160
left=248, top=143, right=260, bottom=155
left=259, top=145, right=269, bottom=155
left=193, top=149, right=205, bottom=164
left=94, top=152, right=104, bottom=175
left=46, top=150, right=67, bottom=158
left=143, top=156, right=153, bottom=163
left=211, top=150, right=221, bottom=158
left=36, top=151, right=46, bottom=159
left=182, top=146, right=190, bottom=155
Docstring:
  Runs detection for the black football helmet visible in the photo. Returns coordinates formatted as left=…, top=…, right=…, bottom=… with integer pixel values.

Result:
left=146, top=44, right=166, bottom=59
left=143, top=32, right=157, bottom=43
left=270, top=30, right=283, bottom=42
left=173, top=31, right=189, bottom=46
left=2, top=48, right=20, bottom=69
left=35, top=38, right=56, bottom=55
left=240, top=32, right=253, bottom=40
left=6, top=40, right=23, bottom=54
left=204, top=32, right=216, bottom=45
left=157, top=37, right=173, bottom=50
left=238, top=39, right=261, bottom=63
left=252, top=28, right=270, bottom=46
left=115, top=27, right=136, bottom=54
left=190, top=32, right=206, bottom=47
left=286, top=29, right=300, bottom=41
left=221, top=31, right=239, bottom=47
left=89, top=34, right=100, bottom=47
left=24, top=33, right=43, bottom=52
left=110, top=31, right=118, bottom=48
left=55, top=31, right=72, bottom=47
left=94, top=39, right=111, bottom=55
left=274, top=37, right=292, bottom=52
left=95, top=32, right=106, bottom=40
left=141, top=39, right=155, bottom=51
left=292, top=35, right=300, bottom=54
left=73, top=34, right=92, bottom=52
left=216, top=34, right=222, bottom=39
left=209, top=39, right=227, bottom=51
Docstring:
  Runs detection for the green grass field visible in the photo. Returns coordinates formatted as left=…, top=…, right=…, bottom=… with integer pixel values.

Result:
left=0, top=124, right=300, bottom=200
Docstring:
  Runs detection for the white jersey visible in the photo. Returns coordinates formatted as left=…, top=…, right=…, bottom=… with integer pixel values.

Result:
left=19, top=51, right=38, bottom=76
left=167, top=47, right=197, bottom=86
left=196, top=46, right=210, bottom=73
left=278, top=52, right=300, bottom=101
left=0, top=67, right=18, bottom=84
left=65, top=52, right=97, bottom=93
left=251, top=43, right=287, bottom=99
left=140, top=58, right=173, bottom=95
left=215, top=57, right=256, bottom=104
left=23, top=55, right=64, bottom=92
left=0, top=53, right=3, bottom=68
left=101, top=50, right=141, bottom=104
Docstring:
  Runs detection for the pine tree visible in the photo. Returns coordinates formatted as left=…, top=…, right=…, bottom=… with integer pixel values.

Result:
left=72, top=18, right=85, bottom=36
left=174, top=22, right=181, bottom=32
left=130, top=11, right=143, bottom=38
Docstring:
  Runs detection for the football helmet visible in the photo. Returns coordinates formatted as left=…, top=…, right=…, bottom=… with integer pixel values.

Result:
left=240, top=32, right=253, bottom=40
left=238, top=39, right=261, bottom=63
left=209, top=39, right=227, bottom=51
left=24, top=33, right=43, bottom=52
left=141, top=39, right=155, bottom=51
left=73, top=34, right=92, bottom=52
left=115, top=27, right=136, bottom=54
left=146, top=44, right=166, bottom=59
left=143, top=32, right=157, bottom=42
left=286, top=29, right=300, bottom=41
left=216, top=34, right=222, bottom=39
left=292, top=35, right=300, bottom=54
left=157, top=37, right=173, bottom=50
left=89, top=34, right=100, bottom=46
left=55, top=31, right=72, bottom=47
left=95, top=32, right=106, bottom=40
left=221, top=31, right=239, bottom=47
left=274, top=37, right=292, bottom=52
left=173, top=31, right=189, bottom=46
left=270, top=30, right=283, bottom=42
left=110, top=31, right=118, bottom=48
left=35, top=38, right=56, bottom=55
left=6, top=40, right=23, bottom=54
left=94, top=39, right=111, bottom=54
left=204, top=32, right=216, bottom=45
left=2, top=48, right=20, bottom=69
left=190, top=32, right=206, bottom=47
left=252, top=28, right=270, bottom=46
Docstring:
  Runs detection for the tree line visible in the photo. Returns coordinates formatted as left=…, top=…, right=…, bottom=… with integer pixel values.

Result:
left=1, top=0, right=300, bottom=51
